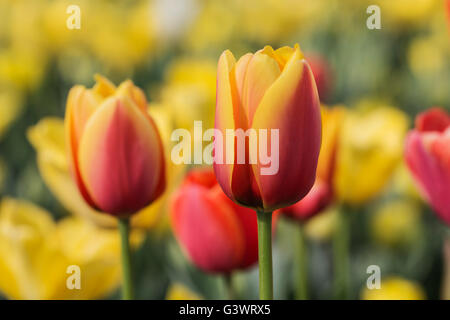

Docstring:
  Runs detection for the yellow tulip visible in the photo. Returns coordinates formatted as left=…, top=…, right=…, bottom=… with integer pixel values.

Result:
left=361, top=277, right=426, bottom=300
left=166, top=283, right=202, bottom=300
left=0, top=197, right=142, bottom=300
left=334, top=104, right=409, bottom=205
left=371, top=200, right=422, bottom=247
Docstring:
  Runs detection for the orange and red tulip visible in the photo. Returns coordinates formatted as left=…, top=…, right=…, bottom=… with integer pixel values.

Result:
left=405, top=107, right=450, bottom=226
left=65, top=75, right=166, bottom=217
left=171, top=169, right=258, bottom=273
left=214, top=44, right=322, bottom=212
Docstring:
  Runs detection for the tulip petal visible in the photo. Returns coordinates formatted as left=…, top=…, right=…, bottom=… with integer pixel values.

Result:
left=210, top=186, right=258, bottom=268
left=214, top=50, right=237, bottom=200
left=251, top=55, right=321, bottom=211
left=78, top=96, right=163, bottom=215
left=243, top=48, right=281, bottom=127
left=64, top=86, right=100, bottom=208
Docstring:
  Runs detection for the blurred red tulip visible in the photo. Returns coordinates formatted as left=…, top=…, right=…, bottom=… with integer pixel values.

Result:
left=65, top=75, right=166, bottom=217
left=214, top=45, right=322, bottom=212
left=405, top=107, right=450, bottom=226
left=278, top=107, right=344, bottom=222
left=171, top=169, right=258, bottom=273
left=307, top=54, right=333, bottom=102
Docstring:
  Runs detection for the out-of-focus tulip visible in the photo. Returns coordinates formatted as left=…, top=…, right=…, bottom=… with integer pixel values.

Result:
left=405, top=107, right=450, bottom=226
left=0, top=197, right=142, bottom=300
left=28, top=105, right=183, bottom=230
left=279, top=106, right=344, bottom=222
left=307, top=55, right=333, bottom=102
left=371, top=200, right=422, bottom=247
left=166, top=283, right=202, bottom=300
left=334, top=105, right=409, bottom=205
left=171, top=169, right=259, bottom=274
left=214, top=45, right=322, bottom=212
left=64, top=75, right=165, bottom=217
left=361, top=277, right=426, bottom=300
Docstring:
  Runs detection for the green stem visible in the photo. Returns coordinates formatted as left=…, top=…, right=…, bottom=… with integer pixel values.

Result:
left=256, top=210, right=273, bottom=300
left=294, top=224, right=308, bottom=300
left=118, top=217, right=134, bottom=300
left=333, top=207, right=350, bottom=299
left=224, top=274, right=234, bottom=300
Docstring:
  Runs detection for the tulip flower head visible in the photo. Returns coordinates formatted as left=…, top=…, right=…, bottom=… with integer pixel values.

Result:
left=214, top=44, right=322, bottom=212
left=65, top=75, right=166, bottom=217
left=171, top=169, right=258, bottom=274
left=405, top=107, right=450, bottom=226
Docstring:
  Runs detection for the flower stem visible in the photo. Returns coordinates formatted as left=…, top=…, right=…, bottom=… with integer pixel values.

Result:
left=256, top=210, right=273, bottom=300
left=294, top=224, right=308, bottom=300
left=333, top=206, right=350, bottom=299
left=224, top=274, right=234, bottom=300
left=118, top=217, right=134, bottom=300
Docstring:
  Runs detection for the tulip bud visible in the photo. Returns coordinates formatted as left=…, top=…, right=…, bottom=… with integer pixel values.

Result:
left=171, top=169, right=258, bottom=273
left=214, top=45, right=322, bottom=212
left=65, top=75, right=166, bottom=216
left=405, top=107, right=450, bottom=226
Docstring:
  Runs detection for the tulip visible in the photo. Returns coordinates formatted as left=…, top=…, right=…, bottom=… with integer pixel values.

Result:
left=334, top=104, right=409, bottom=205
left=214, top=44, right=322, bottom=299
left=405, top=107, right=450, bottom=300
left=65, top=75, right=165, bottom=216
left=64, top=75, right=166, bottom=300
left=405, top=107, right=450, bottom=226
left=171, top=169, right=258, bottom=274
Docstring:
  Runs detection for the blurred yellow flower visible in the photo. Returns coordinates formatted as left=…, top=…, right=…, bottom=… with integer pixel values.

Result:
left=158, top=58, right=217, bottom=130
left=166, top=283, right=202, bottom=300
left=361, top=277, right=426, bottom=300
left=304, top=206, right=338, bottom=242
left=380, top=0, right=439, bottom=28
left=334, top=104, right=409, bottom=205
left=371, top=200, right=422, bottom=247
left=408, top=37, right=446, bottom=76
left=27, top=108, right=184, bottom=230
left=0, top=197, right=141, bottom=300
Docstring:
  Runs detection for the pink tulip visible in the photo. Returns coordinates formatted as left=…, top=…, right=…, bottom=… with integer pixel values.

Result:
left=405, top=107, right=450, bottom=225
